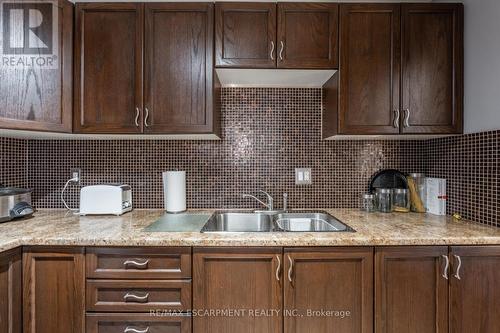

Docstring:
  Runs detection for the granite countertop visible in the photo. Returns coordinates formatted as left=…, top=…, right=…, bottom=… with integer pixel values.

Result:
left=1, top=209, right=500, bottom=252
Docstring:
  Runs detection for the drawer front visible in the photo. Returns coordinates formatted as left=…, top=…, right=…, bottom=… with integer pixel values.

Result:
left=86, top=313, right=191, bottom=333
left=86, top=247, right=191, bottom=279
left=87, top=280, right=192, bottom=312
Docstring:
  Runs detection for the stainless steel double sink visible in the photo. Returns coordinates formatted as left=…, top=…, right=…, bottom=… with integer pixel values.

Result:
left=200, top=211, right=355, bottom=233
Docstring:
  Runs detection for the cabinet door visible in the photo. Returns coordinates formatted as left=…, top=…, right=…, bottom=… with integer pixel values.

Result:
left=193, top=248, right=282, bottom=333
left=0, top=0, right=73, bottom=132
left=215, top=3, right=276, bottom=68
left=0, top=248, right=22, bottom=333
left=339, top=4, right=401, bottom=135
left=23, top=247, right=85, bottom=333
left=284, top=248, right=373, bottom=333
left=375, top=247, right=449, bottom=333
left=144, top=3, right=215, bottom=134
left=277, top=3, right=338, bottom=69
left=401, top=4, right=463, bottom=134
left=74, top=3, right=143, bottom=133
left=450, top=246, right=500, bottom=332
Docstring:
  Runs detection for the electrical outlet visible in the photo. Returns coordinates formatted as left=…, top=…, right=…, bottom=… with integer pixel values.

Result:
left=71, top=168, right=81, bottom=184
left=295, top=168, right=312, bottom=185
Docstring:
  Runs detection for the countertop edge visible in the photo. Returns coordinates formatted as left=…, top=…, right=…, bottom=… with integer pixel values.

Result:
left=0, top=236, right=498, bottom=252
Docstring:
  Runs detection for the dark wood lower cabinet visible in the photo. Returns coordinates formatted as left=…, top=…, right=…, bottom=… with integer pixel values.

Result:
left=86, top=313, right=191, bottom=333
left=375, top=246, right=449, bottom=333
left=3, top=244, right=499, bottom=332
left=0, top=247, right=22, bottom=333
left=193, top=247, right=282, bottom=333
left=23, top=247, right=85, bottom=333
left=449, top=246, right=500, bottom=333
left=284, top=248, right=373, bottom=333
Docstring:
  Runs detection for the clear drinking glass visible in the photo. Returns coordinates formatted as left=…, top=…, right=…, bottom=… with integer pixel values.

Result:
left=361, top=193, right=376, bottom=212
left=376, top=188, right=393, bottom=213
left=392, top=188, right=410, bottom=212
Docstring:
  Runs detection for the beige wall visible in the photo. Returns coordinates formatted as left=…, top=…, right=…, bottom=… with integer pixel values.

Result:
left=438, top=0, right=500, bottom=133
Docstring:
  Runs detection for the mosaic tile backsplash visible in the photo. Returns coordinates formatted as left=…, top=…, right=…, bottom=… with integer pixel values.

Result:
left=424, top=131, right=499, bottom=227
left=0, top=137, right=26, bottom=188
left=26, top=88, right=423, bottom=210
left=0, top=88, right=498, bottom=227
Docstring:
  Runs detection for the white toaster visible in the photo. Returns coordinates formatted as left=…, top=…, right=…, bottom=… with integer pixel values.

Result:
left=79, top=184, right=132, bottom=216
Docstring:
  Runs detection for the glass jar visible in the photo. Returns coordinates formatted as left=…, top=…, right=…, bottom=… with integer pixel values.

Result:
left=376, top=188, right=393, bottom=213
left=360, top=193, right=376, bottom=212
left=409, top=173, right=427, bottom=212
left=392, top=188, right=410, bottom=213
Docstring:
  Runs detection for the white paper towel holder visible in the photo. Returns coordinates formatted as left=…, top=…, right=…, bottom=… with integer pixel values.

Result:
left=163, top=170, right=187, bottom=214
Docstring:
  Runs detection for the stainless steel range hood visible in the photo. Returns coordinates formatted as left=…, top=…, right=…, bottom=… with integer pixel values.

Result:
left=215, top=68, right=337, bottom=88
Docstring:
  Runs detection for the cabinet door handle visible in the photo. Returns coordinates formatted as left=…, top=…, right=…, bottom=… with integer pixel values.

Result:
left=123, top=292, right=150, bottom=302
left=275, top=255, right=281, bottom=281
left=441, top=255, right=449, bottom=280
left=403, top=108, right=410, bottom=128
left=124, top=327, right=149, bottom=333
left=135, top=107, right=140, bottom=127
left=453, top=255, right=462, bottom=280
left=270, top=41, right=275, bottom=60
left=279, top=41, right=284, bottom=61
left=393, top=109, right=400, bottom=128
left=144, top=108, right=150, bottom=127
left=123, top=259, right=149, bottom=269
left=287, top=254, right=293, bottom=283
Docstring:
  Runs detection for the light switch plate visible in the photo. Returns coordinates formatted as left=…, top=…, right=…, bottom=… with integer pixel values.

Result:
left=295, top=168, right=312, bottom=185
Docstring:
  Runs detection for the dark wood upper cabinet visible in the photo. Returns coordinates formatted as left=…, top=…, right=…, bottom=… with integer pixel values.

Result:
left=449, top=246, right=500, bottom=332
left=375, top=247, right=449, bottom=333
left=74, top=3, right=219, bottom=136
left=0, top=248, right=22, bottom=333
left=401, top=3, right=463, bottom=134
left=277, top=3, right=338, bottom=69
left=144, top=3, right=215, bottom=134
left=215, top=2, right=338, bottom=69
left=215, top=3, right=276, bottom=68
left=0, top=0, right=73, bottom=133
left=74, top=3, right=143, bottom=134
left=328, top=2, right=463, bottom=137
left=284, top=248, right=373, bottom=333
left=23, top=247, right=85, bottom=333
left=338, top=4, right=401, bottom=135
left=193, top=248, right=283, bottom=333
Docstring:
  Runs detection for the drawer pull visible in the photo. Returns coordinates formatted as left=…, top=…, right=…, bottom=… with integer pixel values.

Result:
left=124, top=327, right=149, bottom=333
left=123, top=292, right=150, bottom=303
left=123, top=259, right=150, bottom=269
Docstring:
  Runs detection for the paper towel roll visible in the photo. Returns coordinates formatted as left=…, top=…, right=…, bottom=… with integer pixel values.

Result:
left=162, top=171, right=186, bottom=213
